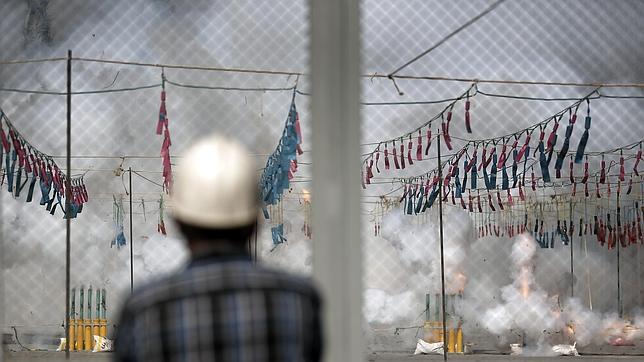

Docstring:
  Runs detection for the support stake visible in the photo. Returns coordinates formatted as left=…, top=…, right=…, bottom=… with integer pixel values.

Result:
left=129, top=167, right=133, bottom=293
left=437, top=129, right=448, bottom=361
left=65, top=49, right=72, bottom=359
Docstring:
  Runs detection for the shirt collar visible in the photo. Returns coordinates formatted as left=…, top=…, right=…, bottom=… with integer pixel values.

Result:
left=188, top=239, right=251, bottom=267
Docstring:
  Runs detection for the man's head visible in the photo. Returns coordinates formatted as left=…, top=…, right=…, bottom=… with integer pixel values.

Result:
left=172, top=135, right=258, bottom=248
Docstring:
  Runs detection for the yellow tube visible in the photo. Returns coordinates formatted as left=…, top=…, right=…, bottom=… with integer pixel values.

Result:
left=432, top=321, right=443, bottom=343
left=447, top=328, right=455, bottom=353
left=68, top=319, right=76, bottom=351
left=84, top=319, right=92, bottom=351
left=92, top=319, right=100, bottom=342
left=423, top=321, right=432, bottom=342
left=76, top=319, right=84, bottom=350
left=456, top=327, right=463, bottom=353
left=100, top=318, right=107, bottom=338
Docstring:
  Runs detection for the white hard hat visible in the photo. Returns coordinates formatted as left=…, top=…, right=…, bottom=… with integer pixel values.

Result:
left=172, top=135, right=258, bottom=228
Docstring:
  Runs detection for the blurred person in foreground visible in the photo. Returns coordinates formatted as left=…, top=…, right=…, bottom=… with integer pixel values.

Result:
left=114, top=135, right=322, bottom=362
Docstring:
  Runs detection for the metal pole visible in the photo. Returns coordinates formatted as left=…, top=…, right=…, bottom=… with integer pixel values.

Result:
left=569, top=200, right=574, bottom=298
left=65, top=49, right=72, bottom=359
left=584, top=195, right=592, bottom=310
left=129, top=167, right=133, bottom=293
left=640, top=174, right=643, bottom=307
left=616, top=187, right=621, bottom=317
left=310, top=1, right=362, bottom=360
left=437, top=130, right=448, bottom=361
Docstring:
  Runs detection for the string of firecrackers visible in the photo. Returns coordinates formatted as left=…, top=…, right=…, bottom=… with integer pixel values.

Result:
left=444, top=153, right=643, bottom=250
left=370, top=195, right=398, bottom=236
left=361, top=86, right=607, bottom=188
left=394, top=140, right=641, bottom=228
left=389, top=89, right=643, bottom=211
left=361, top=84, right=477, bottom=188
left=111, top=194, right=127, bottom=248
left=451, top=145, right=641, bottom=211
left=300, top=189, right=312, bottom=239
left=372, top=87, right=597, bottom=184
left=157, top=194, right=167, bottom=235
left=259, top=89, right=303, bottom=247
left=0, top=108, right=88, bottom=218
left=156, top=71, right=173, bottom=193
left=466, top=175, right=644, bottom=248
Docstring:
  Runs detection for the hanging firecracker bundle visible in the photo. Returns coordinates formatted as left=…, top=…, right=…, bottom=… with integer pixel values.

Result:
left=157, top=195, right=166, bottom=235
left=111, top=195, right=126, bottom=248
left=1, top=108, right=88, bottom=218
left=156, top=72, right=173, bottom=193
left=362, top=85, right=479, bottom=185
left=259, top=90, right=303, bottom=247
left=301, top=189, right=312, bottom=239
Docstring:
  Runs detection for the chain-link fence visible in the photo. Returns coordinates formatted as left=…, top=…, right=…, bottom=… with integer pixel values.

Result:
left=1, top=0, right=644, bottom=360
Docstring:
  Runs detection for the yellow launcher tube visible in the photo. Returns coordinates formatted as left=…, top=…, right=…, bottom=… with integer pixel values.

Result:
left=100, top=319, right=107, bottom=337
left=432, top=321, right=442, bottom=343
left=423, top=321, right=432, bottom=342
left=447, top=328, right=456, bottom=353
left=76, top=319, right=84, bottom=350
left=84, top=319, right=92, bottom=351
left=93, top=319, right=100, bottom=343
left=68, top=319, right=76, bottom=351
left=456, top=328, right=463, bottom=353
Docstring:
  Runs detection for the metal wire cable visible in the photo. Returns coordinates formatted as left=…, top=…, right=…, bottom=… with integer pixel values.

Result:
left=388, top=0, right=507, bottom=77
left=3, top=55, right=644, bottom=88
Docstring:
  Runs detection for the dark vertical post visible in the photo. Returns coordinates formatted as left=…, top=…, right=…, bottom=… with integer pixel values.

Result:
left=65, top=49, right=72, bottom=359
left=437, top=129, right=447, bottom=361
left=129, top=167, right=133, bottom=293
left=640, top=175, right=644, bottom=308
left=616, top=186, right=621, bottom=317
left=569, top=200, right=574, bottom=298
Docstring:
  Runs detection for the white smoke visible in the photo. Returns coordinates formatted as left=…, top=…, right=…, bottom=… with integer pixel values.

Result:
left=470, top=233, right=644, bottom=353
left=363, top=206, right=471, bottom=329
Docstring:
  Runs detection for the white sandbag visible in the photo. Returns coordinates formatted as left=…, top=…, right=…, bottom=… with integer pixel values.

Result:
left=56, top=338, right=66, bottom=351
left=92, top=335, right=114, bottom=352
left=552, top=342, right=579, bottom=356
left=509, top=343, right=523, bottom=355
left=413, top=339, right=444, bottom=355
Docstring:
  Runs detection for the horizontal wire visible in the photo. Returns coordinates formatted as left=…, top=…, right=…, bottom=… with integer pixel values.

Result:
left=0, top=57, right=66, bottom=65
left=73, top=57, right=303, bottom=76
left=0, top=83, right=161, bottom=95
left=70, top=57, right=644, bottom=88
left=3, top=77, right=644, bottom=105
left=166, top=79, right=295, bottom=92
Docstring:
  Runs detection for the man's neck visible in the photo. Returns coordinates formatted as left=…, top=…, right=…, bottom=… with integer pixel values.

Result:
left=189, top=239, right=249, bottom=260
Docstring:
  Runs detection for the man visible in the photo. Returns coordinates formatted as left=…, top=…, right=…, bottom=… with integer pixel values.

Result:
left=114, top=135, right=322, bottom=361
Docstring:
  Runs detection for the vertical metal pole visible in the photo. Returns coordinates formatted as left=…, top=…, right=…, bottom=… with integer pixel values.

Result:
left=584, top=195, right=592, bottom=310
left=616, top=188, right=621, bottom=317
left=615, top=187, right=624, bottom=318
left=65, top=49, right=72, bottom=359
left=640, top=175, right=643, bottom=307
left=569, top=200, right=574, bottom=298
left=437, top=131, right=447, bottom=361
left=129, top=167, right=133, bottom=293
left=310, top=0, right=362, bottom=360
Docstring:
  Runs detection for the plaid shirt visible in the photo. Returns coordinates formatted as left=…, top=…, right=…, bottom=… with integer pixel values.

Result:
left=114, top=252, right=322, bottom=362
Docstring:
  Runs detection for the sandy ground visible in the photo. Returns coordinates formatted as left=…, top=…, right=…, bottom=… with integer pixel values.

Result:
left=4, top=351, right=644, bottom=361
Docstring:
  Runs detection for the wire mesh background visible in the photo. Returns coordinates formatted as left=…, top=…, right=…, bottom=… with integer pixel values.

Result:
left=1, top=0, right=643, bottom=356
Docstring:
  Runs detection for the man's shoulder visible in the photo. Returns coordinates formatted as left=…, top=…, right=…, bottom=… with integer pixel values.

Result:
left=124, top=261, right=319, bottom=312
